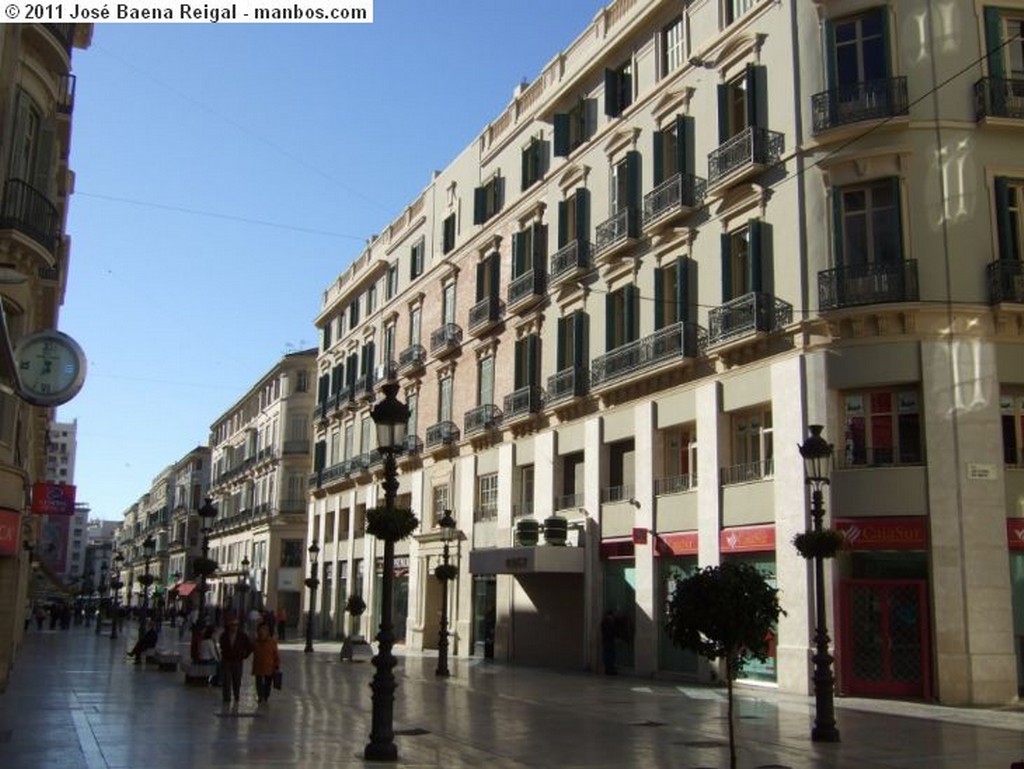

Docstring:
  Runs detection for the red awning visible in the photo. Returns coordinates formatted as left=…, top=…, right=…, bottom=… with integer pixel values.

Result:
left=175, top=582, right=198, bottom=597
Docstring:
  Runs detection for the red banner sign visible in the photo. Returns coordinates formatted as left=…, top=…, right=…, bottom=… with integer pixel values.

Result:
left=31, top=482, right=76, bottom=516
left=656, top=531, right=699, bottom=556
left=632, top=527, right=648, bottom=545
left=835, top=517, right=928, bottom=551
left=1008, top=519, right=1024, bottom=551
left=0, top=508, right=20, bottom=557
left=719, top=525, right=776, bottom=554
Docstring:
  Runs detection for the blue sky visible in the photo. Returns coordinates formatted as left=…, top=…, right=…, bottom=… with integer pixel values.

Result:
left=58, top=3, right=606, bottom=520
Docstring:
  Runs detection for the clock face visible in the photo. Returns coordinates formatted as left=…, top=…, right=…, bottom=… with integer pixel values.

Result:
left=14, top=330, right=87, bottom=407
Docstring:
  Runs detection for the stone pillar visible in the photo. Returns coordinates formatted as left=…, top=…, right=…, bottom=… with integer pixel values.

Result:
left=633, top=401, right=656, bottom=674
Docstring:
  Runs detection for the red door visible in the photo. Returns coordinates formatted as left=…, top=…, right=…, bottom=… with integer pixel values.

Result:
left=839, top=580, right=931, bottom=699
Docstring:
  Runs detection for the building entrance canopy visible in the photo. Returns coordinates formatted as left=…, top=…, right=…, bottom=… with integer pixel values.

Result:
left=469, top=546, right=584, bottom=575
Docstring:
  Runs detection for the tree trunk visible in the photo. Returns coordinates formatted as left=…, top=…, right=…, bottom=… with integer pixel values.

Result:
left=726, top=656, right=736, bottom=769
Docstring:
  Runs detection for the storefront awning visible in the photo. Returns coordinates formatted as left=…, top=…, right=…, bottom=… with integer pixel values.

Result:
left=173, top=581, right=198, bottom=597
left=469, top=546, right=585, bottom=575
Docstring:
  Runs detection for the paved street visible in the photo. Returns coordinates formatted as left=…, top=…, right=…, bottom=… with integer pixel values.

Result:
left=1, top=623, right=1022, bottom=768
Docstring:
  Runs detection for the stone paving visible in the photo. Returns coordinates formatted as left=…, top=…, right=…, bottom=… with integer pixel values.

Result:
left=1, top=622, right=1023, bottom=768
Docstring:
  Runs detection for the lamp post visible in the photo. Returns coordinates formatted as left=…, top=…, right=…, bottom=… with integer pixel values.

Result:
left=798, top=424, right=841, bottom=743
left=110, top=552, right=124, bottom=640
left=95, top=561, right=108, bottom=635
left=365, top=381, right=409, bottom=762
left=238, top=556, right=250, bottom=622
left=436, top=509, right=456, bottom=678
left=140, top=535, right=156, bottom=623
left=197, top=498, right=218, bottom=624
left=304, top=542, right=320, bottom=654
left=169, top=570, right=181, bottom=627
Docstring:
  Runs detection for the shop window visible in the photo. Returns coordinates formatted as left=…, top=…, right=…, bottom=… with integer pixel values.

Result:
left=476, top=473, right=498, bottom=521
left=842, top=389, right=923, bottom=466
left=1001, top=392, right=1024, bottom=466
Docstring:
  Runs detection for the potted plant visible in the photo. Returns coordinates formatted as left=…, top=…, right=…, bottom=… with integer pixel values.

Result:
left=515, top=518, right=540, bottom=546
left=792, top=528, right=847, bottom=560
left=340, top=594, right=369, bottom=662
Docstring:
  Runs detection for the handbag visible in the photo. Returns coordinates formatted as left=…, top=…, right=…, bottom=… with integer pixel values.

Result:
left=272, top=670, right=282, bottom=690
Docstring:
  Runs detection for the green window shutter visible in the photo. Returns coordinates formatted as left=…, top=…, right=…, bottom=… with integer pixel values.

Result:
left=347, top=354, right=358, bottom=387
left=718, top=83, right=731, bottom=144
left=476, top=260, right=486, bottom=302
left=677, top=255, right=691, bottom=325
left=748, top=219, right=764, bottom=293
left=889, top=177, right=904, bottom=263
left=318, top=375, right=329, bottom=404
left=832, top=187, right=845, bottom=267
left=521, top=146, right=529, bottom=192
left=364, top=342, right=376, bottom=376
left=314, top=441, right=326, bottom=472
left=557, top=199, right=568, bottom=247
left=747, top=65, right=767, bottom=129
left=556, top=316, right=567, bottom=370
left=34, top=119, right=56, bottom=198
left=985, top=7, right=1005, bottom=79
left=652, top=130, right=665, bottom=187
left=878, top=8, right=892, bottom=79
left=626, top=151, right=641, bottom=237
left=554, top=113, right=570, bottom=157
left=576, top=188, right=590, bottom=246
left=528, top=335, right=540, bottom=387
left=473, top=186, right=486, bottom=225
left=995, top=176, right=1015, bottom=260
left=574, top=312, right=587, bottom=370
left=331, top=364, right=342, bottom=394
left=534, top=223, right=547, bottom=269
left=823, top=18, right=837, bottom=90
left=489, top=254, right=500, bottom=300
left=676, top=114, right=692, bottom=176
left=721, top=232, right=733, bottom=301
left=604, top=68, right=619, bottom=117
left=514, top=338, right=526, bottom=389
left=511, top=232, right=523, bottom=278
left=626, top=284, right=639, bottom=342
left=605, top=292, right=615, bottom=351
left=654, top=268, right=665, bottom=330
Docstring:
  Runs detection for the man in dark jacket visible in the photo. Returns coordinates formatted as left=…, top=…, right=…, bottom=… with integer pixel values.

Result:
left=219, top=619, right=253, bottom=704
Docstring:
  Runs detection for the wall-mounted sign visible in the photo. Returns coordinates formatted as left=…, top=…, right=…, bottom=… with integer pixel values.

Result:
left=835, top=517, right=928, bottom=551
left=31, top=482, right=76, bottom=515
left=719, top=525, right=776, bottom=554
left=1008, top=519, right=1024, bottom=551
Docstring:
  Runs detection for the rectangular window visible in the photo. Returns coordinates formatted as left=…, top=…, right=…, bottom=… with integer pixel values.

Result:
left=605, top=60, right=634, bottom=118
left=344, top=424, right=354, bottom=460
left=442, top=213, right=457, bottom=254
left=661, top=17, right=684, bottom=77
left=409, top=305, right=422, bottom=345
left=656, top=262, right=680, bottom=328
left=730, top=408, right=773, bottom=480
left=832, top=10, right=887, bottom=88
left=512, top=222, right=546, bottom=278
left=478, top=356, right=495, bottom=406
left=843, top=389, right=922, bottom=466
left=476, top=473, right=498, bottom=521
left=553, top=98, right=594, bottom=157
left=410, top=238, right=425, bottom=280
left=322, top=321, right=332, bottom=351
left=995, top=177, right=1024, bottom=262
left=473, top=175, right=504, bottom=225
left=366, top=283, right=376, bottom=315
left=386, top=263, right=399, bottom=300
left=348, top=301, right=360, bottom=330
left=659, top=426, right=697, bottom=492
left=725, top=0, right=758, bottom=25
left=281, top=539, right=303, bottom=568
left=432, top=484, right=449, bottom=527
left=605, top=438, right=635, bottom=502
left=836, top=179, right=901, bottom=266
left=517, top=464, right=535, bottom=517
left=439, top=375, right=453, bottom=423
left=521, top=136, right=543, bottom=191
left=606, top=285, right=639, bottom=350
left=442, top=283, right=457, bottom=325
left=406, top=391, right=418, bottom=441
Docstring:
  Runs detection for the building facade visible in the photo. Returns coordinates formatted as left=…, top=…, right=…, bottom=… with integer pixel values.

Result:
left=0, top=23, right=91, bottom=690
left=44, top=419, right=82, bottom=584
left=309, top=0, right=1024, bottom=706
left=206, top=350, right=316, bottom=627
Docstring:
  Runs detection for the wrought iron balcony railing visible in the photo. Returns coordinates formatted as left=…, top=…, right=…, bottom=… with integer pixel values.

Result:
left=507, top=267, right=546, bottom=311
left=398, top=344, right=426, bottom=372
left=402, top=435, right=423, bottom=456
left=503, top=385, right=542, bottom=420
left=595, top=206, right=638, bottom=255
left=974, top=76, right=1024, bottom=120
left=818, top=259, right=918, bottom=310
left=464, top=404, right=502, bottom=436
left=468, top=295, right=501, bottom=335
left=708, top=292, right=792, bottom=346
left=720, top=459, right=774, bottom=485
left=546, top=367, right=589, bottom=405
left=425, top=421, right=460, bottom=449
left=354, top=374, right=376, bottom=401
left=335, top=385, right=354, bottom=411
left=987, top=259, right=1024, bottom=304
left=654, top=473, right=696, bottom=495
left=0, top=179, right=58, bottom=253
left=590, top=322, right=707, bottom=387
left=811, top=77, right=909, bottom=133
left=550, top=238, right=592, bottom=285
left=314, top=402, right=327, bottom=421
left=57, top=74, right=76, bottom=115
left=554, top=492, right=585, bottom=511
left=707, top=127, right=784, bottom=187
left=430, top=323, right=463, bottom=356
left=642, top=173, right=707, bottom=227
left=600, top=484, right=634, bottom=504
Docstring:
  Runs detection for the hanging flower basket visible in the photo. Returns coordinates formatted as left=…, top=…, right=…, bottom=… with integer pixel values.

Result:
left=137, top=573, right=156, bottom=588
left=792, top=528, right=847, bottom=560
left=434, top=563, right=458, bottom=582
left=345, top=594, right=366, bottom=616
left=192, top=556, right=218, bottom=578
left=366, top=506, right=419, bottom=542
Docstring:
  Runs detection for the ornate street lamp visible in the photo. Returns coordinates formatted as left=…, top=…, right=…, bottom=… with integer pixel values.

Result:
left=798, top=425, right=841, bottom=743
left=365, top=380, right=410, bottom=762
left=95, top=561, right=108, bottom=636
left=139, top=535, right=156, bottom=623
left=110, top=551, right=124, bottom=640
left=304, top=542, right=320, bottom=654
left=435, top=510, right=457, bottom=678
left=196, top=498, right=218, bottom=624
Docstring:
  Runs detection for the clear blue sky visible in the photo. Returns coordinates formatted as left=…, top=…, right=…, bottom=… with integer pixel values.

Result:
left=58, top=3, right=606, bottom=520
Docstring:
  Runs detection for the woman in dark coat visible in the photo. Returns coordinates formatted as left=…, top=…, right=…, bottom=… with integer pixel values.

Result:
left=218, top=619, right=252, bottom=704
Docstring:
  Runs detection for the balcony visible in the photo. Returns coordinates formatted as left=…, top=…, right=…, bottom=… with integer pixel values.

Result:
left=818, top=260, right=919, bottom=310
left=398, top=344, right=426, bottom=375
left=654, top=473, right=696, bottom=495
left=425, top=421, right=460, bottom=450
left=594, top=207, right=639, bottom=260
left=464, top=404, right=502, bottom=437
left=547, top=367, right=589, bottom=405
left=600, top=484, right=634, bottom=504
left=708, top=292, right=792, bottom=348
left=402, top=435, right=423, bottom=457
left=430, top=323, right=463, bottom=358
left=321, top=461, right=350, bottom=486
left=554, top=492, right=584, bottom=512
left=590, top=322, right=707, bottom=389
left=0, top=179, right=58, bottom=254
left=43, top=24, right=74, bottom=54
left=811, top=77, right=909, bottom=133
left=354, top=374, right=376, bottom=402
left=642, top=173, right=707, bottom=231
left=707, top=127, right=784, bottom=189
left=314, top=401, right=327, bottom=421
left=974, top=77, right=1024, bottom=121
left=987, top=259, right=1024, bottom=304
left=720, top=459, right=774, bottom=485
left=335, top=385, right=354, bottom=412
left=549, top=238, right=592, bottom=288
left=503, top=385, right=542, bottom=423
left=507, top=267, right=546, bottom=314
left=468, top=295, right=501, bottom=337
left=57, top=74, right=76, bottom=115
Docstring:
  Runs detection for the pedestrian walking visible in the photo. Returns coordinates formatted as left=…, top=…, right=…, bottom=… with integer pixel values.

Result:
left=276, top=607, right=287, bottom=641
left=218, top=618, right=252, bottom=704
left=198, top=625, right=221, bottom=686
left=600, top=610, right=618, bottom=675
left=251, top=623, right=280, bottom=704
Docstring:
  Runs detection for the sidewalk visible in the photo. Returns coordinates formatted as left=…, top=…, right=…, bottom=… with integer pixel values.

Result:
left=1, top=623, right=1022, bottom=768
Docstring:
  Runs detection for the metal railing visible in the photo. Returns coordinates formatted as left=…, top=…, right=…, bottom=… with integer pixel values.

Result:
left=546, top=367, right=588, bottom=404
left=398, top=344, right=426, bottom=371
left=720, top=459, right=775, bottom=485
left=0, top=179, right=58, bottom=253
left=600, top=484, right=634, bottom=504
left=654, top=474, right=696, bottom=495
left=354, top=374, right=376, bottom=401
left=595, top=206, right=638, bottom=254
left=708, top=292, right=792, bottom=346
left=818, top=260, right=918, bottom=310
left=554, top=492, right=585, bottom=511
left=503, top=385, right=542, bottom=419
left=430, top=323, right=463, bottom=355
left=974, top=76, right=1024, bottom=120
left=642, top=173, right=707, bottom=226
left=550, top=238, right=591, bottom=283
left=811, top=77, right=909, bottom=133
left=591, top=322, right=707, bottom=387
left=507, top=267, right=546, bottom=309
left=425, top=421, right=460, bottom=449
left=468, top=295, right=500, bottom=333
left=464, top=404, right=502, bottom=436
left=987, top=259, right=1024, bottom=304
left=707, top=126, right=784, bottom=186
